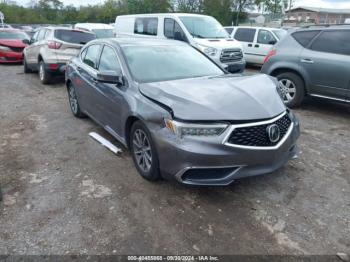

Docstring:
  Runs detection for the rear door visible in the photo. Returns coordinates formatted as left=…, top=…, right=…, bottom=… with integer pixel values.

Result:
left=254, top=29, right=277, bottom=64
left=300, top=29, right=350, bottom=100
left=233, top=28, right=257, bottom=63
left=26, top=29, right=45, bottom=64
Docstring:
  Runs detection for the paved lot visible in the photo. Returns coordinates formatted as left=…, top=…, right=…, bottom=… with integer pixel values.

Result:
left=0, top=64, right=349, bottom=255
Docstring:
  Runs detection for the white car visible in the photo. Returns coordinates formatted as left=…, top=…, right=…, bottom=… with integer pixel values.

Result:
left=115, top=13, right=246, bottom=73
left=224, top=26, right=287, bottom=65
left=74, top=23, right=114, bottom=38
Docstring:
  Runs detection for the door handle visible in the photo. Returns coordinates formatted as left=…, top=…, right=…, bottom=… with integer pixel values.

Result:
left=301, top=58, right=314, bottom=64
left=248, top=44, right=252, bottom=47
left=254, top=44, right=260, bottom=48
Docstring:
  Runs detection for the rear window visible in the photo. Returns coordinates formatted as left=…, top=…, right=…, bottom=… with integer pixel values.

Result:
left=234, top=28, right=256, bottom=42
left=54, top=29, right=95, bottom=44
left=292, top=30, right=320, bottom=47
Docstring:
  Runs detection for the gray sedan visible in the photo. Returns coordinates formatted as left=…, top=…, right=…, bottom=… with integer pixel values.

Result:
left=65, top=38, right=300, bottom=186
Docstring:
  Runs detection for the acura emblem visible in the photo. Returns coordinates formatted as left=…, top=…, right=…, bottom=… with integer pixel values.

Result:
left=267, top=124, right=280, bottom=143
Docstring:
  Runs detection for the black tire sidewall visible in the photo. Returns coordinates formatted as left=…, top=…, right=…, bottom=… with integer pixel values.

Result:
left=130, top=121, right=160, bottom=181
left=23, top=56, right=30, bottom=73
left=39, top=61, right=51, bottom=84
left=67, top=82, right=85, bottom=118
left=277, top=72, right=305, bottom=108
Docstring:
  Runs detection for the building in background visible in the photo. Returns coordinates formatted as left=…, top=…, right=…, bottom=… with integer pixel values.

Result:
left=285, top=6, right=350, bottom=24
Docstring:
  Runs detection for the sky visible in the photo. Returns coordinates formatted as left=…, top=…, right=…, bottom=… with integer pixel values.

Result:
left=15, top=0, right=350, bottom=8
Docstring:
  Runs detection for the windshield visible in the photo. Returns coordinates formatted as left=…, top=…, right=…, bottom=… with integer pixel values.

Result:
left=0, top=31, right=29, bottom=40
left=92, top=29, right=114, bottom=38
left=122, top=45, right=224, bottom=83
left=54, top=30, right=96, bottom=44
left=272, top=29, right=287, bottom=40
left=180, top=16, right=229, bottom=39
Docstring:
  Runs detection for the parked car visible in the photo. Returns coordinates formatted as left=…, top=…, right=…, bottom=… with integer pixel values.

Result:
left=65, top=38, right=300, bottom=186
left=115, top=13, right=246, bottom=73
left=261, top=25, right=350, bottom=107
left=74, top=23, right=114, bottom=38
left=0, top=29, right=30, bottom=63
left=23, top=27, right=95, bottom=84
left=224, top=26, right=287, bottom=65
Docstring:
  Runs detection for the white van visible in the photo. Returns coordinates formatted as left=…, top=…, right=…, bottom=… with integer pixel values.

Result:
left=115, top=13, right=246, bottom=73
left=224, top=26, right=287, bottom=65
left=74, top=23, right=114, bottom=38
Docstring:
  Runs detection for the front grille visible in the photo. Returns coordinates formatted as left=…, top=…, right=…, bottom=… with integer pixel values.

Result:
left=9, top=47, right=24, bottom=53
left=220, top=49, right=243, bottom=63
left=227, top=114, right=292, bottom=147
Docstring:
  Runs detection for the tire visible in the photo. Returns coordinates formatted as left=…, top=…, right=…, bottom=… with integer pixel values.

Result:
left=276, top=72, right=305, bottom=108
left=38, top=60, right=52, bottom=85
left=23, top=56, right=31, bottom=74
left=67, top=82, right=86, bottom=118
left=130, top=121, right=161, bottom=181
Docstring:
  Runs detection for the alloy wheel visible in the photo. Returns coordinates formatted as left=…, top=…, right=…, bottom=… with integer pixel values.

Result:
left=132, top=129, right=152, bottom=173
left=39, top=63, right=44, bottom=81
left=278, top=79, right=296, bottom=103
left=68, top=86, right=78, bottom=114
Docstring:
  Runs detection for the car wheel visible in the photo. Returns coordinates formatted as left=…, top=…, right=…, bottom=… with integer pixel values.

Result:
left=277, top=72, right=305, bottom=108
left=23, top=56, right=31, bottom=74
left=130, top=121, right=160, bottom=181
left=39, top=61, right=52, bottom=85
left=67, top=82, right=85, bottom=118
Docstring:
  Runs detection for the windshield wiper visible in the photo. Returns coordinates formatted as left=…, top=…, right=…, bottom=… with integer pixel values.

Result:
left=191, top=33, right=205, bottom=39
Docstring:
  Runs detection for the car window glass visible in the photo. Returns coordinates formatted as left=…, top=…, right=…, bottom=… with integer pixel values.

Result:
left=44, top=29, right=51, bottom=39
left=164, top=18, right=186, bottom=41
left=83, top=45, right=100, bottom=69
left=257, top=30, right=276, bottom=44
left=32, top=31, right=39, bottom=42
left=80, top=48, right=87, bottom=60
left=234, top=28, right=256, bottom=42
left=292, top=30, right=320, bottom=47
left=311, top=30, right=350, bottom=56
left=225, top=27, right=233, bottom=34
left=98, top=46, right=121, bottom=72
left=37, top=29, right=46, bottom=41
left=134, top=18, right=158, bottom=36
left=54, top=30, right=95, bottom=44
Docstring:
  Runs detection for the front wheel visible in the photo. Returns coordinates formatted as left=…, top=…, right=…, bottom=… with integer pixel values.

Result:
left=276, top=72, right=305, bottom=108
left=130, top=121, right=160, bottom=181
left=39, top=61, right=52, bottom=85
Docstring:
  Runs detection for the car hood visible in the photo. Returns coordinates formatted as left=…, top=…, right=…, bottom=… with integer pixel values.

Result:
left=139, top=74, right=286, bottom=121
left=194, top=38, right=242, bottom=49
left=0, top=39, right=26, bottom=48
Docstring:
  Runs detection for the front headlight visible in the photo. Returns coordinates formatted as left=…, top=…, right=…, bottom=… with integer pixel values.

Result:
left=164, top=119, right=228, bottom=138
left=197, top=44, right=217, bottom=56
left=0, top=45, right=11, bottom=51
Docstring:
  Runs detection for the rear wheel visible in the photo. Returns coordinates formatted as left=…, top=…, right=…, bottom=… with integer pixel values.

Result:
left=39, top=61, right=52, bottom=85
left=130, top=121, right=160, bottom=181
left=276, top=72, right=305, bottom=108
left=67, top=82, right=85, bottom=118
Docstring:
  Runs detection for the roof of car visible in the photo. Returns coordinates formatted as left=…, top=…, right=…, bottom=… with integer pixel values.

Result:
left=75, top=23, right=114, bottom=30
left=296, top=24, right=350, bottom=31
left=117, top=13, right=214, bottom=18
left=91, top=37, right=188, bottom=47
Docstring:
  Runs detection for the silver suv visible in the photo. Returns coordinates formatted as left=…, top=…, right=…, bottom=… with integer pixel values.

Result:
left=23, top=27, right=95, bottom=84
left=261, top=25, right=350, bottom=107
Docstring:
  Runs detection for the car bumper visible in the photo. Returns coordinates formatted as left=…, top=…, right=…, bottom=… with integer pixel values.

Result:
left=152, top=112, right=300, bottom=186
left=218, top=59, right=246, bottom=73
left=0, top=51, right=24, bottom=63
left=44, top=62, right=67, bottom=73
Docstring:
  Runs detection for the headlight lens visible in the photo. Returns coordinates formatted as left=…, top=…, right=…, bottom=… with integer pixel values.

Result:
left=165, top=119, right=228, bottom=138
left=0, top=45, right=11, bottom=51
left=197, top=44, right=217, bottom=56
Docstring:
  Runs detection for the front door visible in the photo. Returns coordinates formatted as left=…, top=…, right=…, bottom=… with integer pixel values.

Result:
left=300, top=30, right=350, bottom=100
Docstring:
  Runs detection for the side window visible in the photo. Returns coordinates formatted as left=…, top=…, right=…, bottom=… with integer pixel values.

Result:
left=164, top=18, right=186, bottom=41
left=31, top=31, right=39, bottom=43
left=292, top=30, right=320, bottom=47
left=257, top=30, right=276, bottom=45
left=44, top=29, right=51, bottom=39
left=98, top=46, right=121, bottom=72
left=225, top=27, right=233, bottom=35
left=311, top=30, right=350, bottom=56
left=80, top=48, right=87, bottom=61
left=134, top=18, right=158, bottom=36
left=37, top=29, right=46, bottom=41
left=83, top=45, right=101, bottom=69
left=234, top=28, right=256, bottom=42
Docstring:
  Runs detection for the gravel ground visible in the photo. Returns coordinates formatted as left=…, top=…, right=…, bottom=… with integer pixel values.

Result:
left=0, top=64, right=349, bottom=256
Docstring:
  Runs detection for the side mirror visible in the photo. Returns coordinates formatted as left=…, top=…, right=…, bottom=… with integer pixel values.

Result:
left=96, top=70, right=123, bottom=85
left=269, top=40, right=277, bottom=45
left=22, top=39, right=30, bottom=45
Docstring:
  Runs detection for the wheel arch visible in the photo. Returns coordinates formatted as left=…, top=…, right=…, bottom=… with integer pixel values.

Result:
left=125, top=116, right=141, bottom=149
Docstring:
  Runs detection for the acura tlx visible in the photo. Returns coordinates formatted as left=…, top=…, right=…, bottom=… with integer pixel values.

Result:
left=65, top=38, right=300, bottom=186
